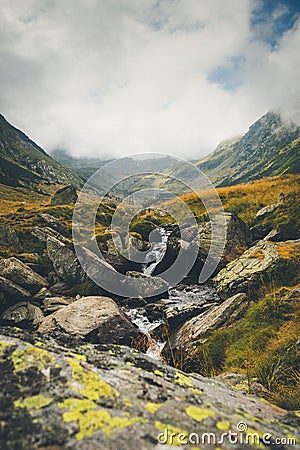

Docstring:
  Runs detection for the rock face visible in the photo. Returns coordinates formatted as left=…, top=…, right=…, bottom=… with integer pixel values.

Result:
left=38, top=296, right=143, bottom=346
left=50, top=185, right=78, bottom=206
left=0, top=327, right=299, bottom=450
left=0, top=257, right=48, bottom=295
left=169, top=293, right=247, bottom=351
left=213, top=240, right=299, bottom=299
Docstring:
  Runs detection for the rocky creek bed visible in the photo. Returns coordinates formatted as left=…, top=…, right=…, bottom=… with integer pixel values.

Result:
left=0, top=212, right=299, bottom=448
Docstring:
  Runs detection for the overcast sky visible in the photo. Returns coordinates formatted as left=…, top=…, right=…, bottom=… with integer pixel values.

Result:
left=0, top=0, right=299, bottom=159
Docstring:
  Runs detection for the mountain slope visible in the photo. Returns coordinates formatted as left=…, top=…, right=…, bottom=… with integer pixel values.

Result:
left=0, top=114, right=83, bottom=189
left=197, top=111, right=300, bottom=187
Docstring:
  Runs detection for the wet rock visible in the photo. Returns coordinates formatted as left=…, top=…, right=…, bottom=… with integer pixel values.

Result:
left=214, top=240, right=300, bottom=299
left=0, top=257, right=48, bottom=295
left=0, top=327, right=299, bottom=450
left=169, top=293, right=247, bottom=351
left=38, top=296, right=144, bottom=347
left=125, top=271, right=169, bottom=300
left=0, top=276, right=31, bottom=313
left=50, top=185, right=78, bottom=206
left=1, top=301, right=43, bottom=328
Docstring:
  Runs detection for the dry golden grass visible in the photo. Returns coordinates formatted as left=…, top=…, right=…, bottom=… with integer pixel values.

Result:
left=164, top=174, right=300, bottom=223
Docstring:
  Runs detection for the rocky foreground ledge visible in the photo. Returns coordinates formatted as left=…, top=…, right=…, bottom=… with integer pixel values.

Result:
left=0, top=327, right=299, bottom=450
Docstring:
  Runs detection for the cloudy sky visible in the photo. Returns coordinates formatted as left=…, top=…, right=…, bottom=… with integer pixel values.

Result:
left=0, top=0, right=299, bottom=159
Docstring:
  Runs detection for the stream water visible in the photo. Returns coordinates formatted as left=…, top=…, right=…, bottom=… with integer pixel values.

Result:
left=123, top=227, right=219, bottom=359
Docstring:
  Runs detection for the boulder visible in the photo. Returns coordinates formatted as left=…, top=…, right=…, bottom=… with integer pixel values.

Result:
left=0, top=327, right=299, bottom=450
left=38, top=296, right=143, bottom=347
left=50, top=185, right=78, bottom=206
left=255, top=203, right=280, bottom=218
left=169, top=293, right=247, bottom=351
left=45, top=235, right=86, bottom=284
left=1, top=302, right=43, bottom=328
left=0, top=257, right=48, bottom=295
left=125, top=271, right=169, bottom=300
left=214, top=240, right=300, bottom=299
left=0, top=276, right=31, bottom=313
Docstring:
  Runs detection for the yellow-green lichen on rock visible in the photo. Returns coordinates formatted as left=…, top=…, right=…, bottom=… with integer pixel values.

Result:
left=144, top=402, right=162, bottom=414
left=59, top=398, right=145, bottom=440
left=14, top=394, right=53, bottom=410
left=11, top=345, right=54, bottom=372
left=67, top=358, right=118, bottom=400
left=175, top=370, right=193, bottom=388
left=185, top=406, right=216, bottom=422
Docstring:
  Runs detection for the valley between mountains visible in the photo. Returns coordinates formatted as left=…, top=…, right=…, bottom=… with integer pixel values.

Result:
left=0, top=112, right=299, bottom=449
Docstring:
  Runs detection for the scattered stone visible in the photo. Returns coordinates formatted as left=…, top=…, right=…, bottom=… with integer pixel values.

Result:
left=1, top=301, right=43, bottom=328
left=50, top=185, right=78, bottom=206
left=255, top=203, right=280, bottom=218
left=0, top=276, right=31, bottom=313
left=39, top=213, right=70, bottom=236
left=38, top=296, right=144, bottom=347
left=0, top=257, right=48, bottom=295
left=169, top=293, right=247, bottom=352
left=125, top=271, right=169, bottom=300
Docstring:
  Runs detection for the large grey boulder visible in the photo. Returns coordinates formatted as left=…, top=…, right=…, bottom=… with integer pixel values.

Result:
left=214, top=240, right=299, bottom=299
left=50, top=185, right=78, bottom=206
left=0, top=257, right=48, bottom=294
left=38, top=296, right=143, bottom=346
left=0, top=327, right=299, bottom=450
left=169, top=293, right=247, bottom=351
